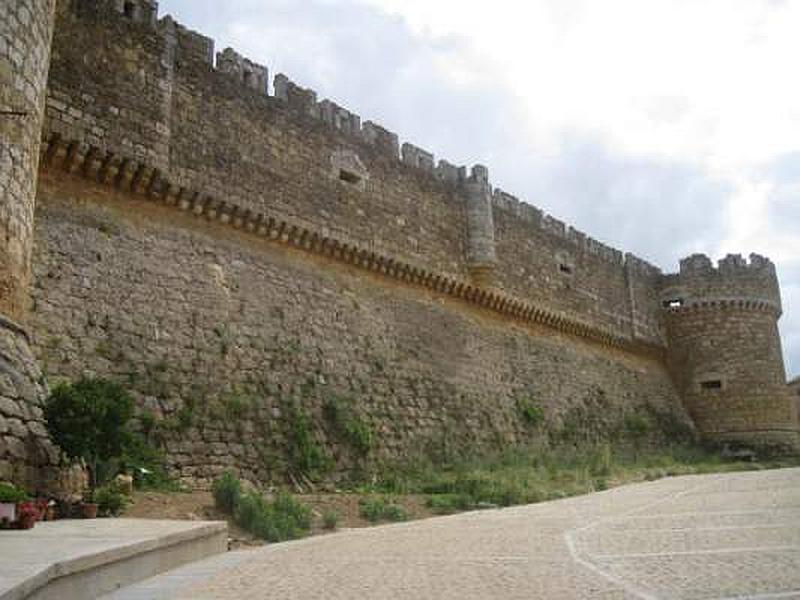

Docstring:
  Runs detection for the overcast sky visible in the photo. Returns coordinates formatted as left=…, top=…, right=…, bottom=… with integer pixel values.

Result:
left=159, top=0, right=800, bottom=378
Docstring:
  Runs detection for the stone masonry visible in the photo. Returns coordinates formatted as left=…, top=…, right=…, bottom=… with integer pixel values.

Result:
left=1, top=0, right=798, bottom=488
left=0, top=0, right=62, bottom=492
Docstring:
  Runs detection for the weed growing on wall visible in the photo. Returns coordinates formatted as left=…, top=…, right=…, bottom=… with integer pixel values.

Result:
left=516, top=399, right=544, bottom=428
left=322, top=394, right=373, bottom=458
left=285, top=402, right=332, bottom=480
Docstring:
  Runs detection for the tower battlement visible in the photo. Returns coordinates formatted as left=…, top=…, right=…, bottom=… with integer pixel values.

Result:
left=661, top=253, right=782, bottom=315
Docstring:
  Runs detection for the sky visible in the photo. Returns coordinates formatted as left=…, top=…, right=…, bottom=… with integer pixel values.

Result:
left=159, top=0, right=800, bottom=378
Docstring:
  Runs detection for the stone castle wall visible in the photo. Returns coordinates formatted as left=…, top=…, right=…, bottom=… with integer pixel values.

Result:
left=790, top=378, right=800, bottom=422
left=29, top=180, right=687, bottom=486
left=7, top=0, right=796, bottom=487
left=41, top=0, right=667, bottom=349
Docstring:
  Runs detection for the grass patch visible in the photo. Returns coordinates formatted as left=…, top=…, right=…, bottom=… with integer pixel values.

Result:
left=359, top=495, right=409, bottom=523
left=362, top=442, right=800, bottom=514
left=212, top=472, right=312, bottom=543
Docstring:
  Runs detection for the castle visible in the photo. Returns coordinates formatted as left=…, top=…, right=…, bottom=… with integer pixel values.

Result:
left=1, top=0, right=798, bottom=491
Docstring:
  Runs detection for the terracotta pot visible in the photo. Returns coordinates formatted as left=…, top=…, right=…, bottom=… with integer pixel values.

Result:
left=45, top=506, right=56, bottom=521
left=82, top=503, right=98, bottom=519
left=17, top=514, right=36, bottom=530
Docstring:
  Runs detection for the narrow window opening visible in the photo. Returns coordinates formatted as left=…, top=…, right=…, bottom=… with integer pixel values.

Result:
left=123, top=1, right=136, bottom=19
left=663, top=298, right=684, bottom=309
left=339, top=169, right=361, bottom=185
left=243, top=70, right=253, bottom=86
left=701, top=380, right=723, bottom=390
left=559, top=263, right=573, bottom=275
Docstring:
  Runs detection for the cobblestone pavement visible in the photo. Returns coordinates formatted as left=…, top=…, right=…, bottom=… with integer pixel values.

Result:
left=109, top=468, right=800, bottom=599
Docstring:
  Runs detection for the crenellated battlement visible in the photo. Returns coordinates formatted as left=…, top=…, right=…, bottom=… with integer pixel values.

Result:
left=62, top=1, right=662, bottom=280
left=216, top=48, right=268, bottom=95
left=677, top=252, right=776, bottom=277
left=114, top=0, right=158, bottom=27
left=661, top=253, right=782, bottom=314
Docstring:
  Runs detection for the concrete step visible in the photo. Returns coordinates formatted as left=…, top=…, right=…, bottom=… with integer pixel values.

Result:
left=99, top=549, right=259, bottom=599
left=0, top=519, right=227, bottom=600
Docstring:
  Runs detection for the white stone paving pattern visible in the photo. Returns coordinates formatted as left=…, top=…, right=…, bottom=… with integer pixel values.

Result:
left=107, top=468, right=800, bottom=599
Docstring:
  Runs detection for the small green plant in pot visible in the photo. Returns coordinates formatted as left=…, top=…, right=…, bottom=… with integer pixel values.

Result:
left=44, top=378, right=135, bottom=512
left=0, top=483, right=28, bottom=523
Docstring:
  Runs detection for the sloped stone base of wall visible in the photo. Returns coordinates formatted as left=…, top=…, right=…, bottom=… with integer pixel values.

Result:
left=0, top=316, right=67, bottom=494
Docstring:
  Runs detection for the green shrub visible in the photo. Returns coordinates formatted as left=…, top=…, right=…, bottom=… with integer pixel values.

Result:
left=359, top=496, right=386, bottom=522
left=234, top=490, right=266, bottom=531
left=426, top=493, right=471, bottom=514
left=234, top=490, right=312, bottom=543
left=93, top=483, right=129, bottom=516
left=382, top=503, right=409, bottom=522
left=44, top=378, right=135, bottom=492
left=138, top=410, right=156, bottom=437
left=359, top=496, right=408, bottom=522
left=273, top=492, right=312, bottom=530
left=0, top=483, right=28, bottom=503
left=322, top=510, right=340, bottom=530
left=212, top=471, right=242, bottom=514
left=119, top=433, right=180, bottom=492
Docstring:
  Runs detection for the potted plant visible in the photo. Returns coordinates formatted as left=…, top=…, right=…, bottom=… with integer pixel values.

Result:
left=35, top=499, right=49, bottom=521
left=81, top=500, right=98, bottom=519
left=43, top=378, right=135, bottom=518
left=45, top=500, right=57, bottom=521
left=0, top=483, right=28, bottom=523
left=16, top=501, right=39, bottom=530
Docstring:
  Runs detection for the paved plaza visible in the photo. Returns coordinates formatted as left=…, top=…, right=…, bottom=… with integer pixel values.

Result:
left=108, top=468, right=800, bottom=599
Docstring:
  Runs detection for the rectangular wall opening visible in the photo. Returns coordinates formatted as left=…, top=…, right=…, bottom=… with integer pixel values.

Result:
left=701, top=380, right=723, bottom=390
left=339, top=169, right=362, bottom=185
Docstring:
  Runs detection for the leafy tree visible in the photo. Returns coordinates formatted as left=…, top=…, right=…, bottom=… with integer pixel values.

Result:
left=44, top=378, right=134, bottom=493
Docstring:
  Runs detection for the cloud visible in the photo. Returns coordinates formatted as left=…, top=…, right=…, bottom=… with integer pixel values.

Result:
left=158, top=0, right=800, bottom=376
left=507, top=135, right=732, bottom=266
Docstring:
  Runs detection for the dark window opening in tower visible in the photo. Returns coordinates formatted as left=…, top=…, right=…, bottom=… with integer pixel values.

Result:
left=123, top=1, right=136, bottom=19
left=701, top=380, right=723, bottom=390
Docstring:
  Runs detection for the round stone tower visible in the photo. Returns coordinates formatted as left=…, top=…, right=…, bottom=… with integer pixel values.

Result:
left=661, top=253, right=799, bottom=451
left=0, top=0, right=61, bottom=490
